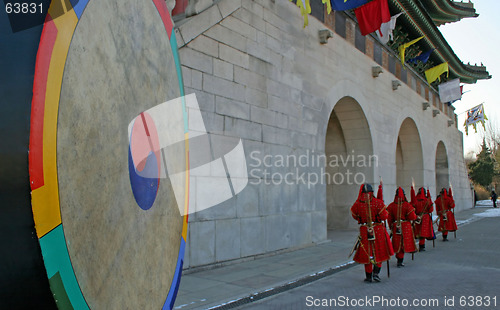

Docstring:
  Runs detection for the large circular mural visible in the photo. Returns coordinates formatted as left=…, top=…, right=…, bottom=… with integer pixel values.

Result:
left=29, top=0, right=187, bottom=308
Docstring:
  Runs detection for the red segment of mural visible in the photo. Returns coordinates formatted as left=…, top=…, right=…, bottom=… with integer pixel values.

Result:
left=29, top=18, right=58, bottom=191
left=152, top=0, right=174, bottom=39
left=130, top=112, right=161, bottom=175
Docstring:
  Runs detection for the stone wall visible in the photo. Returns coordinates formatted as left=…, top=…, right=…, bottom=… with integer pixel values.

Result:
left=175, top=0, right=472, bottom=268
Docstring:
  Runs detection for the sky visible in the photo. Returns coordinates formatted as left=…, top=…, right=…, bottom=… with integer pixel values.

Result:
left=438, top=1, right=500, bottom=157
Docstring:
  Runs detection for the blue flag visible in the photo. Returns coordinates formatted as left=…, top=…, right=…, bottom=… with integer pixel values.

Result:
left=407, top=49, right=435, bottom=65
left=330, top=0, right=368, bottom=11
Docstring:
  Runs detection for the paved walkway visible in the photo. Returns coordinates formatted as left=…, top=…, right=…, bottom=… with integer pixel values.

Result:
left=173, top=203, right=495, bottom=310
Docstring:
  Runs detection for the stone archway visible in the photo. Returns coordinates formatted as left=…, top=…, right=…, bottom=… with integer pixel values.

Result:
left=395, top=118, right=424, bottom=193
left=435, top=141, right=449, bottom=192
left=325, top=97, right=374, bottom=230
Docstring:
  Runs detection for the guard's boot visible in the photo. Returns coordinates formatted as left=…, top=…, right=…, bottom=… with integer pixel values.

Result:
left=372, top=266, right=381, bottom=282
left=419, top=244, right=426, bottom=252
left=397, top=258, right=405, bottom=267
left=364, top=272, right=372, bottom=283
left=442, top=234, right=448, bottom=242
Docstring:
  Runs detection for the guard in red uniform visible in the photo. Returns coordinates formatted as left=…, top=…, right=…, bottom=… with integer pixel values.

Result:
left=435, top=188, right=457, bottom=241
left=350, top=184, right=393, bottom=283
left=412, top=187, right=434, bottom=251
left=387, top=187, right=417, bottom=267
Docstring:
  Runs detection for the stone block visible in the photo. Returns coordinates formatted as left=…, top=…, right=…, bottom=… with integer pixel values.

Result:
left=183, top=230, right=190, bottom=268
left=219, top=44, right=250, bottom=69
left=236, top=182, right=260, bottom=218
left=264, top=21, right=282, bottom=41
left=183, top=87, right=215, bottom=112
left=181, top=66, right=192, bottom=88
left=203, top=74, right=245, bottom=101
left=189, top=221, right=216, bottom=266
left=250, top=106, right=287, bottom=129
left=262, top=125, right=291, bottom=146
left=175, top=28, right=185, bottom=48
left=291, top=131, right=314, bottom=150
left=213, top=58, right=233, bottom=81
left=263, top=7, right=289, bottom=33
left=180, top=47, right=213, bottom=74
left=298, top=182, right=317, bottom=212
left=205, top=24, right=247, bottom=53
left=268, top=95, right=302, bottom=119
left=288, top=212, right=311, bottom=245
left=241, top=0, right=264, bottom=18
left=215, top=96, right=249, bottom=120
left=220, top=16, right=257, bottom=41
left=195, top=194, right=237, bottom=221
left=258, top=182, right=279, bottom=216
left=224, top=117, right=262, bottom=142
left=234, top=66, right=267, bottom=92
left=245, top=87, right=268, bottom=108
left=248, top=56, right=271, bottom=77
left=218, top=0, right=242, bottom=18
left=266, top=79, right=291, bottom=101
left=240, top=217, right=266, bottom=257
left=215, top=218, right=241, bottom=262
left=178, top=4, right=223, bottom=44
left=200, top=110, right=224, bottom=133
left=246, top=39, right=271, bottom=62
left=188, top=35, right=219, bottom=58
left=265, top=215, right=291, bottom=251
left=191, top=69, right=203, bottom=90
left=310, top=211, right=327, bottom=243
left=232, top=8, right=266, bottom=32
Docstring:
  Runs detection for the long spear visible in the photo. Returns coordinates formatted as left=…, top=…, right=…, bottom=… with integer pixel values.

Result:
left=449, top=184, right=456, bottom=239
left=428, top=188, right=435, bottom=248
left=411, top=178, right=415, bottom=260
left=378, top=177, right=390, bottom=278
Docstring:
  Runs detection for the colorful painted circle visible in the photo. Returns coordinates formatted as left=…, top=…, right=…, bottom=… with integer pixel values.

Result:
left=128, top=112, right=161, bottom=210
left=28, top=0, right=188, bottom=309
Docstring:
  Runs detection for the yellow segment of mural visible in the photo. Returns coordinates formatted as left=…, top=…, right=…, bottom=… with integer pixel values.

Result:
left=32, top=9, right=78, bottom=238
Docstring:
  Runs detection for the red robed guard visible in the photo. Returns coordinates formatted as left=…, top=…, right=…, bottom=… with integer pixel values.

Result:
left=435, top=188, right=457, bottom=241
left=387, top=187, right=417, bottom=267
left=412, top=187, right=434, bottom=251
left=350, top=184, right=393, bottom=283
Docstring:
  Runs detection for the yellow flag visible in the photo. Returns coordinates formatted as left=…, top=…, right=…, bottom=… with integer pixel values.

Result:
left=398, top=36, right=424, bottom=65
left=425, top=62, right=449, bottom=84
left=291, top=0, right=312, bottom=27
left=322, top=0, right=332, bottom=14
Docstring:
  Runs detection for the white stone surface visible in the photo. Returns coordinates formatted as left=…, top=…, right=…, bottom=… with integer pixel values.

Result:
left=177, top=0, right=473, bottom=268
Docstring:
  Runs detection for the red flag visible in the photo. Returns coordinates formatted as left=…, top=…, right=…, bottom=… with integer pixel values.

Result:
left=354, top=0, right=391, bottom=36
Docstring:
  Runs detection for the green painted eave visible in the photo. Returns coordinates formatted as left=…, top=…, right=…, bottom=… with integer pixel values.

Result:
left=420, top=0, right=478, bottom=26
left=390, top=0, right=490, bottom=84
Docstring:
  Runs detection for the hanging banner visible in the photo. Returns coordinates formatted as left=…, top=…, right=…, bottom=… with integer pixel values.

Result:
left=464, top=103, right=488, bottom=135
left=425, top=62, right=449, bottom=84
left=354, top=0, right=391, bottom=36
left=377, top=13, right=403, bottom=44
left=398, top=36, right=423, bottom=66
left=331, top=0, right=368, bottom=11
left=438, top=78, right=461, bottom=103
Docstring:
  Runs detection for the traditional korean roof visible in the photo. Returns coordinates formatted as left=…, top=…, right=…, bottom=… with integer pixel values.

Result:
left=420, top=0, right=478, bottom=26
left=389, top=0, right=490, bottom=84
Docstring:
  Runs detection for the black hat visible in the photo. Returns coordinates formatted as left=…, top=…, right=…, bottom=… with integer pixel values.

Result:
left=362, top=183, right=373, bottom=193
